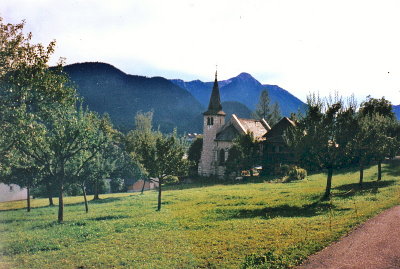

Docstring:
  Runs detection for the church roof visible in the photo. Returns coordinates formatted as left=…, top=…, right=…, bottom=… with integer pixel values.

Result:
left=203, top=71, right=225, bottom=116
left=215, top=114, right=271, bottom=141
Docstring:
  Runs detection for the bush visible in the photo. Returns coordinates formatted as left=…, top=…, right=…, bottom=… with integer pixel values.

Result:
left=281, top=165, right=307, bottom=182
left=110, top=178, right=126, bottom=193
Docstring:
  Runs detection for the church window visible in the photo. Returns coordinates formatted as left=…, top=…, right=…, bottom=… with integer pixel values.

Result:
left=207, top=117, right=214, bottom=125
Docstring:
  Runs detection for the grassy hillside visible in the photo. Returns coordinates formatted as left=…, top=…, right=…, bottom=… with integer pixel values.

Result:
left=1, top=164, right=399, bottom=268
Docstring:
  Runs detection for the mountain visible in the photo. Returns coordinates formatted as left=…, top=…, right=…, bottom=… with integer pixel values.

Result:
left=63, top=62, right=203, bottom=133
left=394, top=105, right=400, bottom=120
left=171, top=72, right=305, bottom=117
left=221, top=101, right=252, bottom=120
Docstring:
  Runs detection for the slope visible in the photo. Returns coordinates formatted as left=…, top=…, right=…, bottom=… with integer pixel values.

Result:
left=63, top=62, right=203, bottom=133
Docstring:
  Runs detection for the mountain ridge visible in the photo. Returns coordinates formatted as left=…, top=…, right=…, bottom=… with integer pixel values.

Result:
left=63, top=62, right=204, bottom=133
left=171, top=72, right=306, bottom=117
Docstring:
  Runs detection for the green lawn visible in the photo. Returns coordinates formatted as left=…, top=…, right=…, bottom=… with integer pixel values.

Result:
left=1, top=163, right=399, bottom=268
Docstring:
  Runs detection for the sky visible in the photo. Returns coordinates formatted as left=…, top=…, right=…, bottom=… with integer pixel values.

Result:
left=2, top=0, right=400, bottom=104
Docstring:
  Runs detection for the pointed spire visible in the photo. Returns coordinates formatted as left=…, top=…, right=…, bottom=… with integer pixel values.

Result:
left=204, top=70, right=225, bottom=116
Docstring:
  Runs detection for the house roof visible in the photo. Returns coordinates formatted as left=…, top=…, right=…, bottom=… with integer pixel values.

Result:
left=263, top=117, right=296, bottom=143
left=215, top=114, right=271, bottom=141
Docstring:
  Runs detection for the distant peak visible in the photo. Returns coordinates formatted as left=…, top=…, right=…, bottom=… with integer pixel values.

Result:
left=63, top=62, right=126, bottom=76
left=236, top=72, right=254, bottom=79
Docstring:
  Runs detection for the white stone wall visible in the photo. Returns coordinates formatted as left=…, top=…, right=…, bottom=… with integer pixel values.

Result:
left=198, top=115, right=225, bottom=177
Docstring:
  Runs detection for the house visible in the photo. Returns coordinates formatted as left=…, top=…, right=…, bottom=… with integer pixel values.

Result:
left=198, top=71, right=271, bottom=178
left=126, top=179, right=159, bottom=192
left=262, top=117, right=296, bottom=173
left=0, top=183, right=27, bottom=202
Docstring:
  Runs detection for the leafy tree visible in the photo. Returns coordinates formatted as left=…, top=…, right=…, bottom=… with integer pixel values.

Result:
left=187, top=137, right=203, bottom=175
left=0, top=152, right=41, bottom=212
left=225, top=132, right=260, bottom=177
left=14, top=106, right=109, bottom=222
left=126, top=111, right=162, bottom=193
left=357, top=96, right=398, bottom=181
left=288, top=94, right=356, bottom=199
left=253, top=90, right=281, bottom=126
left=359, top=96, right=395, bottom=119
left=350, top=115, right=374, bottom=186
left=151, top=135, right=189, bottom=210
left=127, top=113, right=189, bottom=210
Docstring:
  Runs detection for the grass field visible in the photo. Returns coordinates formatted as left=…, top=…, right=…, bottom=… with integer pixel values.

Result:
left=1, top=163, right=399, bottom=268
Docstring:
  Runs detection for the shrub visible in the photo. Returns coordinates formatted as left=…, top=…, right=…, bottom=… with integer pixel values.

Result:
left=110, top=178, right=126, bottom=193
left=281, top=165, right=307, bottom=182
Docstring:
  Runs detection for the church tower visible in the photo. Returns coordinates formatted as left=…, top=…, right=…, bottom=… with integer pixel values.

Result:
left=198, top=71, right=226, bottom=176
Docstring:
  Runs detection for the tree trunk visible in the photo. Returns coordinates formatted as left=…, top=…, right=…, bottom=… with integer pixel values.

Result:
left=157, top=179, right=162, bottom=211
left=58, top=182, right=64, bottom=223
left=93, top=180, right=100, bottom=200
left=323, top=166, right=333, bottom=200
left=26, top=186, right=31, bottom=212
left=377, top=161, right=382, bottom=181
left=46, top=183, right=54, bottom=206
left=140, top=179, right=146, bottom=194
left=82, top=184, right=89, bottom=213
left=359, top=162, right=364, bottom=187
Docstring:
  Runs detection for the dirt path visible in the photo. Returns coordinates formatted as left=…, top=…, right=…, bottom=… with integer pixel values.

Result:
left=298, top=205, right=400, bottom=269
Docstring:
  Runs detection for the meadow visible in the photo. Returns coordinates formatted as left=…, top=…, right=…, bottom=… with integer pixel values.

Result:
left=0, top=163, right=399, bottom=268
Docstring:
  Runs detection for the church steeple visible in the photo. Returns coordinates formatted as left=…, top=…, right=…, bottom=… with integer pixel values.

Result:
left=204, top=70, right=225, bottom=116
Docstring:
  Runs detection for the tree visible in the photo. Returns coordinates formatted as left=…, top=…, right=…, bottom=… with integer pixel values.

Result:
left=269, top=102, right=282, bottom=126
left=253, top=90, right=281, bottom=126
left=358, top=96, right=398, bottom=181
left=126, top=112, right=162, bottom=193
left=359, top=96, right=395, bottom=119
left=152, top=135, right=189, bottom=210
left=350, top=115, right=374, bottom=186
left=187, top=137, right=203, bottom=176
left=225, top=132, right=260, bottom=177
left=0, top=152, right=41, bottom=212
left=0, top=18, right=83, bottom=219
left=253, top=90, right=271, bottom=120
left=288, top=94, right=356, bottom=199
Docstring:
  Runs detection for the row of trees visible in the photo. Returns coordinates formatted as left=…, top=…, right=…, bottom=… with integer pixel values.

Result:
left=289, top=94, right=400, bottom=199
left=0, top=18, right=189, bottom=222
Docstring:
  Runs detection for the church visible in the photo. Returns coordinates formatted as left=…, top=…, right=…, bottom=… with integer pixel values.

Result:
left=198, top=72, right=272, bottom=178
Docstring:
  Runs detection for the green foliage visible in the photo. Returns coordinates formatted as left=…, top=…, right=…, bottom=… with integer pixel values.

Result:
left=253, top=90, right=281, bottom=126
left=226, top=132, right=260, bottom=177
left=126, top=112, right=189, bottom=209
left=279, top=165, right=307, bottom=182
left=187, top=137, right=203, bottom=175
left=359, top=96, right=395, bottom=119
left=110, top=178, right=126, bottom=193
left=287, top=93, right=358, bottom=198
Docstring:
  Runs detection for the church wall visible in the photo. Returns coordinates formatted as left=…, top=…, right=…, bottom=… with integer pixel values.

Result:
left=198, top=115, right=225, bottom=177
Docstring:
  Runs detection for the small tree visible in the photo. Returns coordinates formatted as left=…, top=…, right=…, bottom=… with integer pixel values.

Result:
left=225, top=132, right=260, bottom=177
left=253, top=90, right=281, bottom=126
left=152, top=135, right=189, bottom=211
left=187, top=137, right=203, bottom=176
